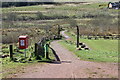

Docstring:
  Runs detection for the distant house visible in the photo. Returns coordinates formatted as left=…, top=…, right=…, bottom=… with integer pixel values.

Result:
left=108, top=1, right=120, bottom=9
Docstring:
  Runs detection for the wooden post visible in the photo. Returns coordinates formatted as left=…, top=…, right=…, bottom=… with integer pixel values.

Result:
left=9, top=45, right=13, bottom=60
left=35, top=43, right=38, bottom=58
left=24, top=49, right=26, bottom=58
left=44, top=44, right=49, bottom=59
left=58, top=25, right=60, bottom=39
left=77, top=25, right=79, bottom=48
left=35, top=43, right=41, bottom=60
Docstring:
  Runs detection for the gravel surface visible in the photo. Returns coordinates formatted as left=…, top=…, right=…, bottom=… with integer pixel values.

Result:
left=10, top=31, right=118, bottom=78
left=11, top=40, right=118, bottom=78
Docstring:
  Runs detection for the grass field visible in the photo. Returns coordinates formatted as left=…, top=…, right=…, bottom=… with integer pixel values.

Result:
left=2, top=2, right=119, bottom=15
left=53, top=0, right=119, bottom=2
left=1, top=1, right=119, bottom=77
left=2, top=59, right=31, bottom=78
left=1, top=41, right=55, bottom=78
left=2, top=0, right=118, bottom=2
left=59, top=31, right=118, bottom=62
left=2, top=53, right=55, bottom=78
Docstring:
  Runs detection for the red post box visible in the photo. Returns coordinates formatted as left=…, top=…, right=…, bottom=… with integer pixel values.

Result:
left=19, top=35, right=28, bottom=49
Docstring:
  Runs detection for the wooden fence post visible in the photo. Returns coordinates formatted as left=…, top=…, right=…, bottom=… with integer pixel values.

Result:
left=9, top=45, right=13, bottom=60
left=35, top=43, right=41, bottom=60
left=77, top=25, right=79, bottom=48
left=35, top=43, right=38, bottom=58
left=58, top=25, right=60, bottom=39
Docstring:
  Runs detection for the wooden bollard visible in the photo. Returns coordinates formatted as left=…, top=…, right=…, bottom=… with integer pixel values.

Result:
left=76, top=26, right=79, bottom=48
left=35, top=43, right=41, bottom=60
left=35, top=43, right=38, bottom=57
left=9, top=45, right=13, bottom=60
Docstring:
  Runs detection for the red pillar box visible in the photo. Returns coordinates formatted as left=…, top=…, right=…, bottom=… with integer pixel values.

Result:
left=19, top=35, right=28, bottom=49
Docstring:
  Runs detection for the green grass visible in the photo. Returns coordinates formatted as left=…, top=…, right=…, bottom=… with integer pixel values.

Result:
left=1, top=42, right=56, bottom=78
left=53, top=0, right=119, bottom=2
left=2, top=2, right=119, bottom=16
left=59, top=31, right=118, bottom=62
left=2, top=57, right=48, bottom=78
left=2, top=58, right=29, bottom=77
left=2, top=5, right=46, bottom=13
left=2, top=2, right=119, bottom=30
left=57, top=2, right=107, bottom=10
left=66, top=31, right=118, bottom=51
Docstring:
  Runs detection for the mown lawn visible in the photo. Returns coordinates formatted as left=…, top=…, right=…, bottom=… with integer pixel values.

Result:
left=59, top=31, right=118, bottom=62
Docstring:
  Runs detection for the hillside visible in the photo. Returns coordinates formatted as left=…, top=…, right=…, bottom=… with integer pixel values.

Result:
left=2, top=0, right=119, bottom=2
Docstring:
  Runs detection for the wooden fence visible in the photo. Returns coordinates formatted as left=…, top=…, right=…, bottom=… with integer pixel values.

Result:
left=6, top=35, right=62, bottom=61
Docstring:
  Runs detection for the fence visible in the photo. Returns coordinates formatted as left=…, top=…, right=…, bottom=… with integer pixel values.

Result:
left=35, top=35, right=62, bottom=60
left=6, top=35, right=62, bottom=62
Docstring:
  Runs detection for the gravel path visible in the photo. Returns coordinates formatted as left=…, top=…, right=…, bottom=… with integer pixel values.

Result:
left=11, top=40, right=118, bottom=78
left=11, top=31, right=118, bottom=78
left=61, top=30, right=70, bottom=39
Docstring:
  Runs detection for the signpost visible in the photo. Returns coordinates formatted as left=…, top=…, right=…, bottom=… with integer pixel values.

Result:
left=19, top=35, right=28, bottom=57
